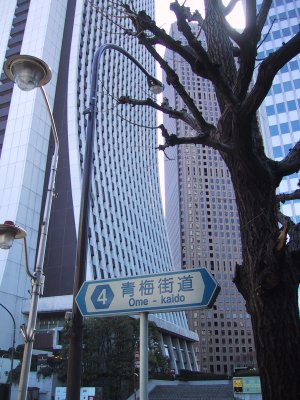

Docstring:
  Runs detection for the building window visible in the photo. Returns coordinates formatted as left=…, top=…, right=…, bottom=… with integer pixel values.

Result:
left=273, top=146, right=283, bottom=158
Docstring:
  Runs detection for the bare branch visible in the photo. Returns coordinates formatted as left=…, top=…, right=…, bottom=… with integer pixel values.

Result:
left=90, top=0, right=130, bottom=32
left=123, top=3, right=238, bottom=108
left=221, top=14, right=244, bottom=46
left=170, top=1, right=239, bottom=107
left=157, top=124, right=233, bottom=153
left=143, top=46, right=208, bottom=128
left=170, top=2, right=216, bottom=65
left=120, top=6, right=216, bottom=133
left=287, top=223, right=300, bottom=259
left=276, top=141, right=300, bottom=180
left=122, top=6, right=200, bottom=69
left=276, top=209, right=295, bottom=229
left=159, top=148, right=175, bottom=161
left=241, top=31, right=300, bottom=117
left=232, top=263, right=250, bottom=305
left=118, top=95, right=204, bottom=131
left=188, top=9, right=204, bottom=26
left=223, top=0, right=240, bottom=16
left=256, top=0, right=272, bottom=34
left=232, top=1, right=261, bottom=101
left=244, top=0, right=257, bottom=32
left=257, top=18, right=277, bottom=51
left=277, top=201, right=300, bottom=260
left=277, top=189, right=300, bottom=204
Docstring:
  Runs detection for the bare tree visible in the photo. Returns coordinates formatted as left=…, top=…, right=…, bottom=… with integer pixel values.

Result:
left=108, top=1, right=300, bottom=399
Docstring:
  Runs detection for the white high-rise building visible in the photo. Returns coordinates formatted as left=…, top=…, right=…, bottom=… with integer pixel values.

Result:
left=0, top=0, right=198, bottom=379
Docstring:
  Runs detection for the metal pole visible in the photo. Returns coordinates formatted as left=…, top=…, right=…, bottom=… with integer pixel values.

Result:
left=17, top=87, right=59, bottom=400
left=139, top=312, right=148, bottom=400
left=66, top=44, right=160, bottom=400
left=0, top=304, right=16, bottom=400
left=65, top=45, right=100, bottom=400
left=134, top=370, right=136, bottom=400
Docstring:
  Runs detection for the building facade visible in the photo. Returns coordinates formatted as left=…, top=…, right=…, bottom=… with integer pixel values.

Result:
left=163, top=23, right=257, bottom=375
left=0, top=0, right=198, bottom=377
left=256, top=0, right=300, bottom=221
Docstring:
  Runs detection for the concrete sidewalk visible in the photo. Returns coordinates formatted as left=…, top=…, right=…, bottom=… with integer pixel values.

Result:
left=128, top=379, right=234, bottom=400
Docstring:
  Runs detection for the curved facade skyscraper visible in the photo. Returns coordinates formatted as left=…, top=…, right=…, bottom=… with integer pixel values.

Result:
left=0, top=0, right=198, bottom=390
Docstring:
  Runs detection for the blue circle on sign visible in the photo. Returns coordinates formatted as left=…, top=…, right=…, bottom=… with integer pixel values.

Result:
left=91, top=285, right=114, bottom=309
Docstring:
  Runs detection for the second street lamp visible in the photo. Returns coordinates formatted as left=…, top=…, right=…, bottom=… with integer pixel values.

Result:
left=66, top=43, right=163, bottom=400
left=3, top=54, right=59, bottom=400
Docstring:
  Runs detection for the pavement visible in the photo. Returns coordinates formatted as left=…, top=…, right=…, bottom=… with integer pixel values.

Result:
left=127, top=380, right=234, bottom=400
left=149, top=383, right=234, bottom=400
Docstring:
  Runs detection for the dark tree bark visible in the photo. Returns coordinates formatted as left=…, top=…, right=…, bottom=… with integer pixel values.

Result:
left=110, top=1, right=300, bottom=399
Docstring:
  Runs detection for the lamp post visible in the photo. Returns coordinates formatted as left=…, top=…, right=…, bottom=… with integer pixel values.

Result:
left=1, top=54, right=59, bottom=400
left=0, top=303, right=16, bottom=400
left=66, top=43, right=163, bottom=400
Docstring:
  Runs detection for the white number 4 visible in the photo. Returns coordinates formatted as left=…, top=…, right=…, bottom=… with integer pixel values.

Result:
left=97, top=288, right=107, bottom=304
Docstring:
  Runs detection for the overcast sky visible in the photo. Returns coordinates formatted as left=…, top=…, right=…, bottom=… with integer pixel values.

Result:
left=155, top=1, right=245, bottom=32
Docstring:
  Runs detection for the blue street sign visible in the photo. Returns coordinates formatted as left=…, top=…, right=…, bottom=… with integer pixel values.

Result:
left=76, top=268, right=220, bottom=317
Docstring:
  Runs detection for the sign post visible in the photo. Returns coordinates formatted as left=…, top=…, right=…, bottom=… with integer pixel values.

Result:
left=133, top=348, right=139, bottom=400
left=140, top=312, right=148, bottom=400
left=76, top=268, right=220, bottom=400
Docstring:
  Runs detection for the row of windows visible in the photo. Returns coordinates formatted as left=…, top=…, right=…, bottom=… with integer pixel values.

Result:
left=270, top=0, right=297, bottom=8
left=200, top=347, right=253, bottom=355
left=270, top=79, right=300, bottom=95
left=260, top=25, right=299, bottom=44
left=199, top=312, right=250, bottom=321
left=204, top=362, right=255, bottom=374
left=266, top=99, right=300, bottom=115
left=197, top=319, right=249, bottom=328
left=269, top=120, right=300, bottom=136
left=273, top=144, right=294, bottom=158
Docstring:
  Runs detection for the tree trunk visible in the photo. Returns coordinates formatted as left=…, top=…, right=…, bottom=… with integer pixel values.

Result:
left=225, top=139, right=300, bottom=400
left=123, top=2, right=300, bottom=398
left=251, top=268, right=299, bottom=399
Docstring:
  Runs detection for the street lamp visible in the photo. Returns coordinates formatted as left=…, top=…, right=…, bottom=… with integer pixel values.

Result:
left=66, top=43, right=163, bottom=400
left=0, top=303, right=16, bottom=400
left=2, top=54, right=59, bottom=400
left=0, top=221, right=26, bottom=250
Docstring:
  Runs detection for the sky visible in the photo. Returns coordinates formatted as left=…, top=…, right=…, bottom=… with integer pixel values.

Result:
left=155, top=0, right=245, bottom=31
left=153, top=1, right=245, bottom=208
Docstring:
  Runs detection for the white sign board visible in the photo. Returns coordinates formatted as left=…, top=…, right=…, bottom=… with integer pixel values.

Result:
left=76, top=268, right=220, bottom=317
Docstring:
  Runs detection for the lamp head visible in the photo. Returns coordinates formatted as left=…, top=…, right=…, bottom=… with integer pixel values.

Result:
left=4, top=54, right=52, bottom=91
left=0, top=221, right=27, bottom=250
left=147, top=76, right=164, bottom=95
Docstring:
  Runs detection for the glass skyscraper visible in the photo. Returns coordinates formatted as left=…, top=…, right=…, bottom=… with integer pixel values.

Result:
left=256, top=0, right=300, bottom=221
